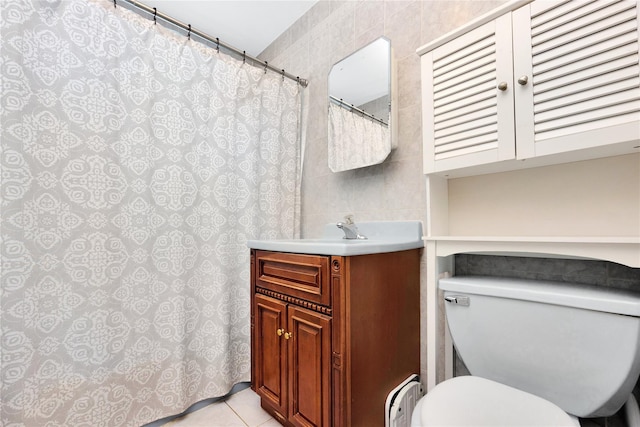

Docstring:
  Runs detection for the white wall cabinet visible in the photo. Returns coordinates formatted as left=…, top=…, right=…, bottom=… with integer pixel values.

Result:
left=421, top=0, right=640, bottom=176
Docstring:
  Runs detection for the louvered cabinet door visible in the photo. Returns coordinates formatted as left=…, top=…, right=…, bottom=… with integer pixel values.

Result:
left=513, top=0, right=640, bottom=159
left=422, top=13, right=515, bottom=174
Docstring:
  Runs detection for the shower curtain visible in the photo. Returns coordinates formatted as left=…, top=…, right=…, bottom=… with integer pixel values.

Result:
left=0, top=0, right=301, bottom=425
left=327, top=102, right=390, bottom=172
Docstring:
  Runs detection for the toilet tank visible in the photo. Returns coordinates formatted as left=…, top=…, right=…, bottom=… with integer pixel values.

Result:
left=440, top=276, right=640, bottom=418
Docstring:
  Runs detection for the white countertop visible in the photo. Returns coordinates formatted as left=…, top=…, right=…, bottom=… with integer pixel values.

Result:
left=247, top=221, right=424, bottom=256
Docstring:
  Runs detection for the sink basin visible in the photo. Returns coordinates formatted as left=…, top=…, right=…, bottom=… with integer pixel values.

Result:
left=246, top=221, right=424, bottom=256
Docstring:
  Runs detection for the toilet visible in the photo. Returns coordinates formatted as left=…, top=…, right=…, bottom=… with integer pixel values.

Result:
left=412, top=275, right=640, bottom=426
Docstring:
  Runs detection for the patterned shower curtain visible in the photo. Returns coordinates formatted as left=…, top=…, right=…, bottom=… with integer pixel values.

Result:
left=327, top=102, right=390, bottom=172
left=0, top=0, right=301, bottom=425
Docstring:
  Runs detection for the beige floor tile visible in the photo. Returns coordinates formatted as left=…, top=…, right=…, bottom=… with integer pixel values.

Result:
left=257, top=418, right=282, bottom=427
left=226, top=388, right=273, bottom=427
left=169, top=401, right=247, bottom=427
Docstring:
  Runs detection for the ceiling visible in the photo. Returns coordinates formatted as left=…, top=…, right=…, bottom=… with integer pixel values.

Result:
left=140, top=0, right=318, bottom=57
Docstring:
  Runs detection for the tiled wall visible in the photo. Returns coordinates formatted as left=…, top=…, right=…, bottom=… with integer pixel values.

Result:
left=258, top=0, right=507, bottom=237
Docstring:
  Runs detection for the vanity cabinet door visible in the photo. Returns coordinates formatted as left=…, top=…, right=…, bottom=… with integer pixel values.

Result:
left=254, top=294, right=288, bottom=419
left=513, top=0, right=640, bottom=160
left=253, top=293, right=331, bottom=427
left=287, top=306, right=331, bottom=427
left=422, top=13, right=515, bottom=174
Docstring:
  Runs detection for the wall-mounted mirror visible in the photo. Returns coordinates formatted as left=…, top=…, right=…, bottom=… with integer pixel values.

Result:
left=328, top=37, right=396, bottom=173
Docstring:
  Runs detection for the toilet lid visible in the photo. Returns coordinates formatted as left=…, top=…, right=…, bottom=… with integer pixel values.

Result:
left=421, top=376, right=577, bottom=426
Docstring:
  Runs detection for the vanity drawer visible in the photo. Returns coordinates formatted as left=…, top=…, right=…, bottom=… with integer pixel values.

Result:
left=255, top=251, right=331, bottom=307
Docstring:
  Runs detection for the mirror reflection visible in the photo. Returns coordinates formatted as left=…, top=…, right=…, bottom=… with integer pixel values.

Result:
left=328, top=37, right=394, bottom=173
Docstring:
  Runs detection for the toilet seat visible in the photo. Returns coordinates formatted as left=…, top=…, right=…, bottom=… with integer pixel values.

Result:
left=415, top=376, right=578, bottom=426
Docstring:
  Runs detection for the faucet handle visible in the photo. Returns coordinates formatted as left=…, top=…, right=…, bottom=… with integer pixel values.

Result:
left=344, top=214, right=354, bottom=225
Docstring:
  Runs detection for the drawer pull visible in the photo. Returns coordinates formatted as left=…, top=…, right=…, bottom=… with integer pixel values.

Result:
left=277, top=328, right=285, bottom=336
left=284, top=332, right=293, bottom=340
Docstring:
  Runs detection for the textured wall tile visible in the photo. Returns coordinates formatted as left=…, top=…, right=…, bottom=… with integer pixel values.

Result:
left=385, top=0, right=417, bottom=20
left=301, top=213, right=333, bottom=238
left=383, top=158, right=425, bottom=211
left=390, top=105, right=422, bottom=162
left=355, top=23, right=385, bottom=51
left=289, top=12, right=310, bottom=44
left=303, top=136, right=329, bottom=179
left=420, top=1, right=508, bottom=46
left=327, top=171, right=356, bottom=214
left=350, top=164, right=386, bottom=212
left=384, top=1, right=421, bottom=60
left=301, top=171, right=329, bottom=215
left=396, top=54, right=421, bottom=110
left=306, top=0, right=333, bottom=30
left=356, top=0, right=384, bottom=36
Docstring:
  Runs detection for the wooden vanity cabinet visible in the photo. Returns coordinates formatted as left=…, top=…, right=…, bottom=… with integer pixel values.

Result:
left=250, top=249, right=421, bottom=427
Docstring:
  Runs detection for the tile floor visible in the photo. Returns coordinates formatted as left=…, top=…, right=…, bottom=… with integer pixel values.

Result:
left=164, top=388, right=279, bottom=427
left=152, top=385, right=630, bottom=427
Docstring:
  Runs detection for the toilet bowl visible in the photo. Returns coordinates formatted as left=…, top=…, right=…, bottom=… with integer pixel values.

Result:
left=410, top=376, right=579, bottom=427
left=411, top=276, right=640, bottom=426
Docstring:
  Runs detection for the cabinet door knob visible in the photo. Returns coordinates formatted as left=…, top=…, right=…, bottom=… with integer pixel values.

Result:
left=497, top=82, right=508, bottom=91
left=517, top=75, right=529, bottom=86
left=284, top=332, right=293, bottom=340
left=277, top=328, right=284, bottom=336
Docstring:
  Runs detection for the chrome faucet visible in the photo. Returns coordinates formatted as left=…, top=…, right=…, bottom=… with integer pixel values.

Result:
left=336, top=216, right=367, bottom=240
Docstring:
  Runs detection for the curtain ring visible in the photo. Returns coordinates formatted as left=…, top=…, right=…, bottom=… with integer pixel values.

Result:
left=296, top=76, right=300, bottom=86
left=216, top=37, right=220, bottom=53
left=113, top=0, right=116, bottom=8
left=187, top=24, right=191, bottom=40
left=242, top=51, right=246, bottom=64
left=153, top=7, right=157, bottom=24
left=264, top=61, right=268, bottom=74
left=281, top=69, right=285, bottom=81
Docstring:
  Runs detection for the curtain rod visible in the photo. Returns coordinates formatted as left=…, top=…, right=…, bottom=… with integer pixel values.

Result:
left=115, top=0, right=308, bottom=88
left=329, top=95, right=388, bottom=127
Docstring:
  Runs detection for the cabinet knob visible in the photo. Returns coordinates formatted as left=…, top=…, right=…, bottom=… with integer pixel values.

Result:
left=284, top=332, right=293, bottom=340
left=517, top=75, right=529, bottom=86
left=277, top=328, right=284, bottom=336
left=497, top=82, right=508, bottom=91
